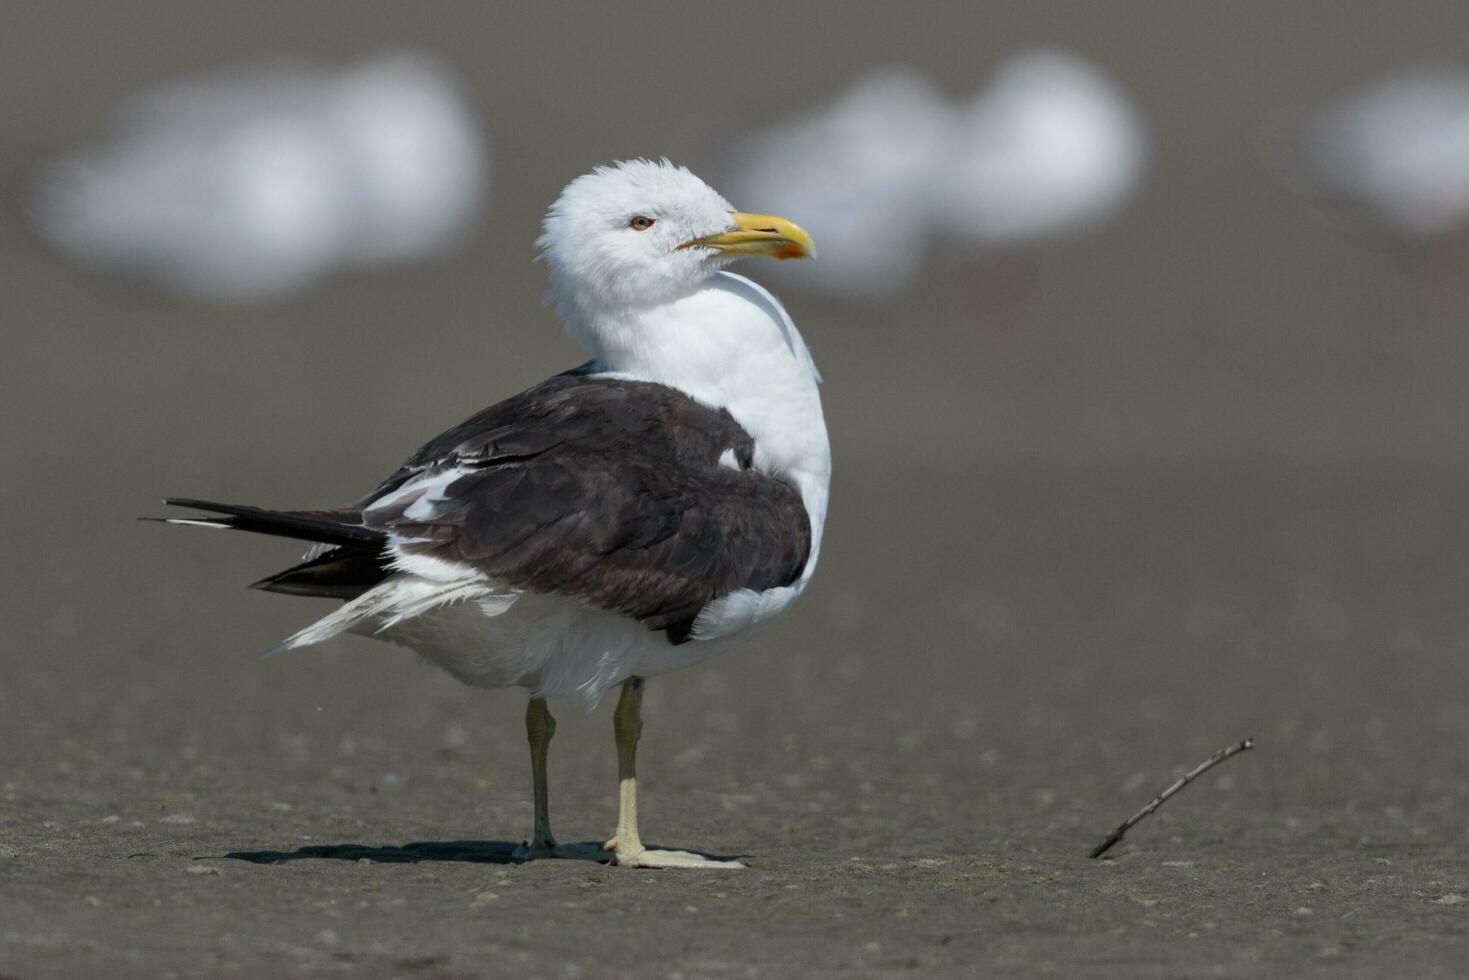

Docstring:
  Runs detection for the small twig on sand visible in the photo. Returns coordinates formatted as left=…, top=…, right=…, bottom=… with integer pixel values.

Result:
left=1089, top=737, right=1255, bottom=859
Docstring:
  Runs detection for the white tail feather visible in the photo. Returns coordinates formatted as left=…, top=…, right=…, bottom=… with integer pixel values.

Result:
left=263, top=574, right=494, bottom=657
left=374, top=581, right=488, bottom=633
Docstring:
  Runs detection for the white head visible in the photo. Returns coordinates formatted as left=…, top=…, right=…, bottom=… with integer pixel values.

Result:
left=538, top=159, right=813, bottom=318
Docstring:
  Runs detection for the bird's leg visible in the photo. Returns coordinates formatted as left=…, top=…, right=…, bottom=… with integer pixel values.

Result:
left=526, top=696, right=558, bottom=850
left=605, top=677, right=745, bottom=869
left=606, top=677, right=645, bottom=853
left=513, top=697, right=602, bottom=861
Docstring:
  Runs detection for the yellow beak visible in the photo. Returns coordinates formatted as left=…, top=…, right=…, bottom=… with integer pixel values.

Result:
left=680, top=212, right=816, bottom=260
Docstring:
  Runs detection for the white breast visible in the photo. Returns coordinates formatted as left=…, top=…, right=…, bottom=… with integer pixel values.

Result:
left=583, top=271, right=832, bottom=570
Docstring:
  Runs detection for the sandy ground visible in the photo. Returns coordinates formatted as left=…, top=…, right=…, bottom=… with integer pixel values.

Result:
left=3, top=464, right=1467, bottom=978
left=4, top=2, right=1469, bottom=977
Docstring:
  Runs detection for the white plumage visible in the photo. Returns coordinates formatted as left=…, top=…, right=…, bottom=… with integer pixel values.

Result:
left=930, top=49, right=1149, bottom=247
left=1293, top=67, right=1469, bottom=238
left=27, top=53, right=487, bottom=300
left=726, top=49, right=1149, bottom=299
left=725, top=70, right=953, bottom=299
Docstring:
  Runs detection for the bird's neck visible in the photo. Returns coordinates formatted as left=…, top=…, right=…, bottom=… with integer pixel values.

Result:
left=562, top=272, right=832, bottom=566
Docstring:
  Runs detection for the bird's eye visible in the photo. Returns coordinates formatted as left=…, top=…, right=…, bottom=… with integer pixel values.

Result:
left=628, top=215, right=655, bottom=231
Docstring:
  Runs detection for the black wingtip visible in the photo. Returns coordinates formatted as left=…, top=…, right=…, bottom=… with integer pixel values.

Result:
left=146, top=498, right=386, bottom=549
left=144, top=501, right=203, bottom=523
left=164, top=497, right=226, bottom=511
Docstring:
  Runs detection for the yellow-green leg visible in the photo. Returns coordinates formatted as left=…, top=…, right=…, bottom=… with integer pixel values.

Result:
left=526, top=696, right=557, bottom=850
left=604, top=677, right=746, bottom=869
left=515, top=697, right=603, bottom=862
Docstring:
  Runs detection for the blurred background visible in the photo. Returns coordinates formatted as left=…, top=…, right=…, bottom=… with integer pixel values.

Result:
left=4, top=2, right=1469, bottom=975
left=10, top=1, right=1469, bottom=473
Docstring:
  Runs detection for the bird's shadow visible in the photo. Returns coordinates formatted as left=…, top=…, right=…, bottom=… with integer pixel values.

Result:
left=226, top=839, right=545, bottom=865
left=224, top=839, right=745, bottom=866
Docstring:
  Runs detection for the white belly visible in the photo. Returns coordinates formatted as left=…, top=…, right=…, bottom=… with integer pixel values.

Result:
left=356, top=584, right=764, bottom=711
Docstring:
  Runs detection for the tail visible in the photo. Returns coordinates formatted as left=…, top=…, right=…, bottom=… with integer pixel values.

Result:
left=261, top=577, right=500, bottom=657
left=149, top=497, right=504, bottom=658
left=146, top=498, right=385, bottom=548
left=145, top=498, right=391, bottom=599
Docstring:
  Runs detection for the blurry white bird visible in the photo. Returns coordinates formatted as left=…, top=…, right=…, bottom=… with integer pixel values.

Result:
left=26, top=53, right=487, bottom=301
left=929, top=49, right=1149, bottom=248
left=725, top=70, right=953, bottom=299
left=152, top=160, right=827, bottom=869
left=724, top=51, right=1148, bottom=300
left=1292, top=68, right=1469, bottom=239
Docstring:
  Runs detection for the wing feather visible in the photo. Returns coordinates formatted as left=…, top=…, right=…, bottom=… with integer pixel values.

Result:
left=363, top=371, right=810, bottom=643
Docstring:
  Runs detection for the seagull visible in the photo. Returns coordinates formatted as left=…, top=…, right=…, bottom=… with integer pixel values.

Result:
left=152, top=159, right=828, bottom=869
left=725, top=50, right=1147, bottom=301
left=27, top=53, right=487, bottom=301
left=929, top=49, right=1148, bottom=248
left=724, top=69, right=953, bottom=300
left=1288, top=67, right=1469, bottom=241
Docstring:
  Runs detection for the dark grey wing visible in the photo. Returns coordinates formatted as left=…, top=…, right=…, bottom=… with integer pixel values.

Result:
left=362, top=372, right=809, bottom=643
left=359, top=370, right=590, bottom=504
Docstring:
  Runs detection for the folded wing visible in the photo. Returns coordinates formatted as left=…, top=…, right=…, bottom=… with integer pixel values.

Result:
left=362, top=370, right=812, bottom=643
